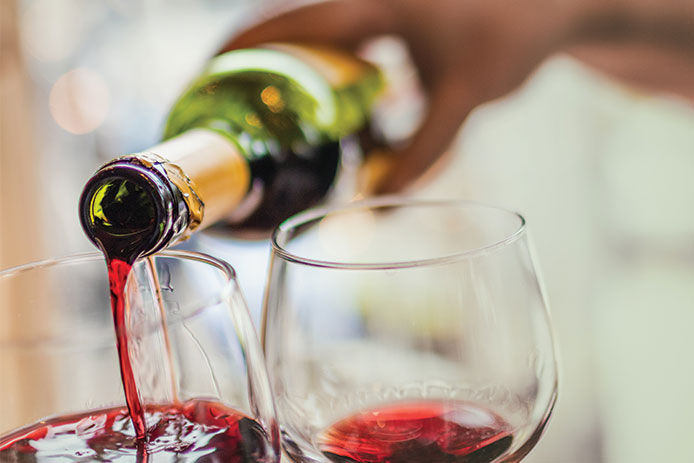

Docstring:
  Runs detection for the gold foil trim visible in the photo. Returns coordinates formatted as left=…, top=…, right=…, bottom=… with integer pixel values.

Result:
left=159, top=160, right=205, bottom=237
left=135, top=151, right=205, bottom=238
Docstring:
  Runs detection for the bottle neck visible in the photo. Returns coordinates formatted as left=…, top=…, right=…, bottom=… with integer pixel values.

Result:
left=79, top=129, right=250, bottom=259
left=147, top=129, right=251, bottom=235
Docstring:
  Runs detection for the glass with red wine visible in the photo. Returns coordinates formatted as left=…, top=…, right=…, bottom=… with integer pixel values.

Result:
left=263, top=198, right=558, bottom=463
left=0, top=250, right=279, bottom=462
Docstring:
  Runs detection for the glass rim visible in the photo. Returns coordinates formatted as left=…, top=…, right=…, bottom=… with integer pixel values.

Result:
left=271, top=196, right=527, bottom=270
left=0, top=250, right=241, bottom=347
left=0, top=249, right=237, bottom=281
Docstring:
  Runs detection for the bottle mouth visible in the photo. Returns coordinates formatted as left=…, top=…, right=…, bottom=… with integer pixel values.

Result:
left=79, top=160, right=183, bottom=261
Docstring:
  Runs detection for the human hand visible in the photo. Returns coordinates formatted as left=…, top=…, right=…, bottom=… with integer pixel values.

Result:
left=220, top=0, right=577, bottom=193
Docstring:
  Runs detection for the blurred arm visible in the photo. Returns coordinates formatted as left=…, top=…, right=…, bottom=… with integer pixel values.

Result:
left=567, top=0, right=694, bottom=98
left=221, top=0, right=694, bottom=192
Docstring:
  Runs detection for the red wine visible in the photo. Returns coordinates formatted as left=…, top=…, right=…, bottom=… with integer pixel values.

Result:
left=86, top=173, right=170, bottom=440
left=0, top=399, right=272, bottom=462
left=108, top=258, right=146, bottom=440
left=318, top=400, right=513, bottom=463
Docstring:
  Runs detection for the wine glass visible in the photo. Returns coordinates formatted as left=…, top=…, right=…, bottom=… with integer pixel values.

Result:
left=0, top=250, right=279, bottom=462
left=263, top=198, right=558, bottom=463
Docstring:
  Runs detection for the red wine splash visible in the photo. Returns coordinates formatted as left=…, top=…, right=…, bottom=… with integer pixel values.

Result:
left=0, top=399, right=270, bottom=462
left=318, top=400, right=513, bottom=463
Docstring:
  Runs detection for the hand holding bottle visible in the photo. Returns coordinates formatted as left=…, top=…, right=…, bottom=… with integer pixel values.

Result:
left=222, top=0, right=694, bottom=193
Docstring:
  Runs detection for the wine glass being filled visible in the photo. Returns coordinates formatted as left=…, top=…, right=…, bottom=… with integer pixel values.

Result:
left=0, top=251, right=280, bottom=462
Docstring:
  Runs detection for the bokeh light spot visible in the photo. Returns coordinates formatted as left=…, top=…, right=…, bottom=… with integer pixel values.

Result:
left=49, top=68, right=111, bottom=135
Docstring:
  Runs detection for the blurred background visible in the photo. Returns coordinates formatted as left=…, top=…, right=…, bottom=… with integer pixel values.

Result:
left=2, top=0, right=694, bottom=462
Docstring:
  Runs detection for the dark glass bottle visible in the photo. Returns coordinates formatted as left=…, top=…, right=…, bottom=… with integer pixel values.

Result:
left=79, top=43, right=386, bottom=260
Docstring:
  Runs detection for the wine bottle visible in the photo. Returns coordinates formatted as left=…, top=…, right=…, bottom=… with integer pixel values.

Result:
left=79, top=43, right=387, bottom=262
